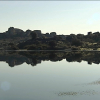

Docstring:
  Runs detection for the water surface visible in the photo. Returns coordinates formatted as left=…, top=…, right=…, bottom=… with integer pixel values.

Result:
left=0, top=57, right=100, bottom=100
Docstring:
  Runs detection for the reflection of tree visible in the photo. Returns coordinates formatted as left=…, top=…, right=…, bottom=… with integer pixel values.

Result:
left=66, top=52, right=82, bottom=62
left=31, top=58, right=37, bottom=66
left=49, top=53, right=56, bottom=60
left=2, top=51, right=100, bottom=67
left=8, top=60, right=15, bottom=67
left=88, top=61, right=92, bottom=65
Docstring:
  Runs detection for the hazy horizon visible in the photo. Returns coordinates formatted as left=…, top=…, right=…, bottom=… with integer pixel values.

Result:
left=0, top=1, right=100, bottom=35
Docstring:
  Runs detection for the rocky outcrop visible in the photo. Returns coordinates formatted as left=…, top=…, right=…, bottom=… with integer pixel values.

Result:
left=7, top=27, right=24, bottom=36
left=87, top=32, right=92, bottom=35
left=0, top=27, right=58, bottom=39
left=50, top=32, right=56, bottom=37
left=34, top=30, right=42, bottom=38
left=25, top=29, right=32, bottom=36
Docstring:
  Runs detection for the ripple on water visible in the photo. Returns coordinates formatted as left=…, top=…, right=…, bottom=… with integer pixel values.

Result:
left=57, top=90, right=99, bottom=96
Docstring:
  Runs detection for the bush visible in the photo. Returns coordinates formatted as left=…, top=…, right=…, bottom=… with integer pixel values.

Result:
left=49, top=40, right=57, bottom=49
left=10, top=45, right=19, bottom=50
left=71, top=39, right=82, bottom=46
left=27, top=45, right=37, bottom=50
left=71, top=46, right=80, bottom=50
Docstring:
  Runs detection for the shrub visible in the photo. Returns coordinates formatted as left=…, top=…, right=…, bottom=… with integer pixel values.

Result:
left=71, top=39, right=82, bottom=46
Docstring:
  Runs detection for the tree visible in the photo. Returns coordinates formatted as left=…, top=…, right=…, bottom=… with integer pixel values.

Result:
left=49, top=40, right=57, bottom=49
left=71, top=39, right=82, bottom=46
left=30, top=31, right=37, bottom=40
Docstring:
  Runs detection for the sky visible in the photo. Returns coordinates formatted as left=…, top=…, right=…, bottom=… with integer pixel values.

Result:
left=0, top=1, right=100, bottom=35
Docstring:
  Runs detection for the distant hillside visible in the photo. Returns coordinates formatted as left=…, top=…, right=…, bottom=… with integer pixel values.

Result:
left=0, top=27, right=58, bottom=39
left=1, top=27, right=100, bottom=50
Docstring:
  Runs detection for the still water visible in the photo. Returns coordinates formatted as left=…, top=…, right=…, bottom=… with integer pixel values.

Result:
left=0, top=58, right=100, bottom=100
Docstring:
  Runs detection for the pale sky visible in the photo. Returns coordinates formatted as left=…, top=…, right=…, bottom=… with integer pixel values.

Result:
left=0, top=1, right=100, bottom=35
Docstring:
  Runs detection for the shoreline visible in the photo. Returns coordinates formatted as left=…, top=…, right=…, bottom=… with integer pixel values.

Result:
left=1, top=48, right=100, bottom=52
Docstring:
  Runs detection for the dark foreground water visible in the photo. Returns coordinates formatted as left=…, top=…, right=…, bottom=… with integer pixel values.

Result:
left=0, top=57, right=100, bottom=100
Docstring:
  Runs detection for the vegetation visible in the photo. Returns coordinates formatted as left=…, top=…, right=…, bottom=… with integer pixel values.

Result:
left=1, top=27, right=100, bottom=67
left=49, top=40, right=57, bottom=49
left=1, top=51, right=100, bottom=67
left=1, top=27, right=100, bottom=50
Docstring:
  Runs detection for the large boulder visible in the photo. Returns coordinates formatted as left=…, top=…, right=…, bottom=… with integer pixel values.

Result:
left=34, top=30, right=42, bottom=38
left=87, top=32, right=92, bottom=35
left=8, top=27, right=16, bottom=35
left=50, top=32, right=56, bottom=37
left=25, top=29, right=32, bottom=36
left=45, top=33, right=50, bottom=37
left=8, top=27, right=24, bottom=36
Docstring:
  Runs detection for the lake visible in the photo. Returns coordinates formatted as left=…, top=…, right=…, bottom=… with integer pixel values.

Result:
left=0, top=51, right=100, bottom=100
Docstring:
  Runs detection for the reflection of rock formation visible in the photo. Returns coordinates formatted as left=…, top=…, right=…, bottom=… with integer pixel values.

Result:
left=7, top=57, right=32, bottom=67
left=65, top=51, right=100, bottom=65
left=1, top=51, right=100, bottom=67
left=66, top=52, right=82, bottom=62
left=0, top=52, right=40, bottom=67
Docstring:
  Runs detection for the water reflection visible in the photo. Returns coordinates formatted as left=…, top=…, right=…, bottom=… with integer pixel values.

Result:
left=57, top=90, right=98, bottom=96
left=1, top=51, right=100, bottom=67
left=0, top=55, right=100, bottom=100
left=88, top=79, right=100, bottom=85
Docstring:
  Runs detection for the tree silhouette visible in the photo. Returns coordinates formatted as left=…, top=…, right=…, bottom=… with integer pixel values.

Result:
left=30, top=31, right=37, bottom=40
left=71, top=39, right=82, bottom=46
left=49, top=40, right=57, bottom=49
